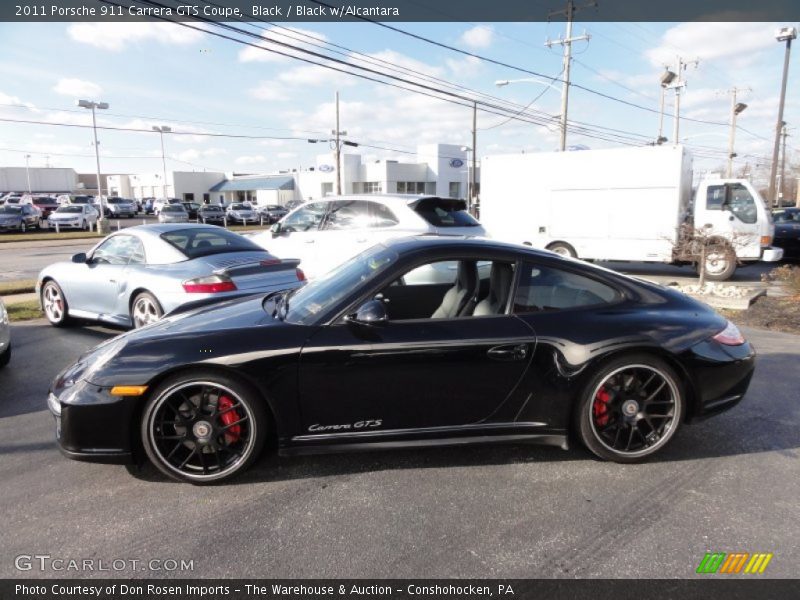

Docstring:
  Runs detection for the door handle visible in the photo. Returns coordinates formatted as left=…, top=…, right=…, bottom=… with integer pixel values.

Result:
left=109, top=279, right=117, bottom=283
left=304, top=239, right=316, bottom=244
left=487, top=344, right=528, bottom=361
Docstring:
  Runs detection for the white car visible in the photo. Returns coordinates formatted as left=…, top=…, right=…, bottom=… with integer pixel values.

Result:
left=152, top=198, right=183, bottom=216
left=250, top=194, right=487, bottom=279
left=0, top=297, right=10, bottom=368
left=48, top=204, right=99, bottom=230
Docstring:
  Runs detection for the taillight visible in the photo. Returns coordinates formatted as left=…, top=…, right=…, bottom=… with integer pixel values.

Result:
left=296, top=268, right=306, bottom=282
left=712, top=321, right=745, bottom=346
left=182, top=274, right=237, bottom=293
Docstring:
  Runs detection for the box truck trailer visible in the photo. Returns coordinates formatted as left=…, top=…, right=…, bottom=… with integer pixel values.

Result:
left=479, top=145, right=783, bottom=280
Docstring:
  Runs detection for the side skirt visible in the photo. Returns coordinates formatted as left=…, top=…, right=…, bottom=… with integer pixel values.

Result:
left=280, top=432, right=569, bottom=457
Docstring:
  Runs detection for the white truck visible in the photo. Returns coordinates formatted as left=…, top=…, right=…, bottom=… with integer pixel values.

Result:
left=479, top=145, right=783, bottom=280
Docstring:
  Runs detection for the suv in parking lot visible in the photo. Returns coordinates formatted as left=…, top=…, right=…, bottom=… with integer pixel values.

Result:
left=106, top=197, right=136, bottom=218
left=251, top=194, right=486, bottom=279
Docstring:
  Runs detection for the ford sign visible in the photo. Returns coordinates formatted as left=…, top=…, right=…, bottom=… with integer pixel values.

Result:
left=318, top=164, right=335, bottom=173
left=449, top=158, right=464, bottom=168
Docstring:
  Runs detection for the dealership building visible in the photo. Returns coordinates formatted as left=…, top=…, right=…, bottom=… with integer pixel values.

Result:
left=2, top=143, right=477, bottom=206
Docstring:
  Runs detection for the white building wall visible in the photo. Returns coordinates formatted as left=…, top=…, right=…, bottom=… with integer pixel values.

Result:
left=0, top=167, right=78, bottom=193
left=127, top=171, right=225, bottom=201
left=416, top=143, right=469, bottom=198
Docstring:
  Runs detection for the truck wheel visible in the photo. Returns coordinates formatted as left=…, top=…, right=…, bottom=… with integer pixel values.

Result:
left=547, top=242, right=577, bottom=258
left=700, top=244, right=736, bottom=281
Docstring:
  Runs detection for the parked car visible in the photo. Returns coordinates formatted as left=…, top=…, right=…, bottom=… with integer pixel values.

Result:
left=31, top=196, right=60, bottom=220
left=48, top=204, right=98, bottom=230
left=153, top=198, right=183, bottom=216
left=181, top=202, right=201, bottom=220
left=226, top=203, right=258, bottom=224
left=2, top=194, right=23, bottom=205
left=772, top=207, right=800, bottom=260
left=142, top=197, right=156, bottom=215
left=250, top=194, right=487, bottom=279
left=256, top=204, right=288, bottom=224
left=0, top=204, right=40, bottom=232
left=285, top=199, right=304, bottom=211
left=0, top=297, right=9, bottom=368
left=106, top=197, right=136, bottom=218
left=158, top=204, right=189, bottom=223
left=198, top=204, right=225, bottom=224
left=46, top=236, right=756, bottom=483
left=37, top=224, right=304, bottom=330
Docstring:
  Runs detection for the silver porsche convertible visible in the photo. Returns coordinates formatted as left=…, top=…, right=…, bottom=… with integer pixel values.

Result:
left=36, top=224, right=305, bottom=329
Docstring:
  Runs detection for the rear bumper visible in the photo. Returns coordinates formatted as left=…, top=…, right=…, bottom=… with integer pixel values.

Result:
left=761, top=246, right=784, bottom=262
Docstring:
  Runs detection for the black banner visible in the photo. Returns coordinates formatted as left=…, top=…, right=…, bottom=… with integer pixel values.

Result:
left=3, top=0, right=800, bottom=22
left=3, top=580, right=800, bottom=600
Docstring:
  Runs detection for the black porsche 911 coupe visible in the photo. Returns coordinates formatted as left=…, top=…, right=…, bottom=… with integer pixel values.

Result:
left=48, top=237, right=755, bottom=483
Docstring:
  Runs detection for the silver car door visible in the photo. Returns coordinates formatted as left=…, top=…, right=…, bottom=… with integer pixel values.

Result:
left=80, top=235, right=137, bottom=317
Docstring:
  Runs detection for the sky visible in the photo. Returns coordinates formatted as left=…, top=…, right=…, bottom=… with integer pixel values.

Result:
left=0, top=19, right=798, bottom=184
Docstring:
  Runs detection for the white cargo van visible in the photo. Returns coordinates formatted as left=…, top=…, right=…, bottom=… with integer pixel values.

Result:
left=479, top=145, right=783, bottom=280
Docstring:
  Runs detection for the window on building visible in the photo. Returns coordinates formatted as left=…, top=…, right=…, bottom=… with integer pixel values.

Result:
left=448, top=182, right=461, bottom=198
left=396, top=182, right=427, bottom=194
left=397, top=181, right=406, bottom=194
left=424, top=182, right=436, bottom=195
left=183, top=193, right=195, bottom=202
left=203, top=193, right=210, bottom=203
left=321, top=182, right=333, bottom=196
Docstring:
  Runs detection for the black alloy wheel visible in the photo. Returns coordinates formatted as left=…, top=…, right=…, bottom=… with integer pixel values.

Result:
left=141, top=372, right=267, bottom=483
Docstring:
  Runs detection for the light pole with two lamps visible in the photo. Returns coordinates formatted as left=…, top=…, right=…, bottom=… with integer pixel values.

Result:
left=77, top=99, right=110, bottom=233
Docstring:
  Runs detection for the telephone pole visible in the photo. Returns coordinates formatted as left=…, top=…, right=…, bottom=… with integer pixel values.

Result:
left=545, top=0, right=595, bottom=151
left=768, top=27, right=796, bottom=206
left=779, top=124, right=789, bottom=204
left=332, top=91, right=346, bottom=195
left=725, top=87, right=749, bottom=178
left=670, top=56, right=699, bottom=144
left=471, top=101, right=477, bottom=210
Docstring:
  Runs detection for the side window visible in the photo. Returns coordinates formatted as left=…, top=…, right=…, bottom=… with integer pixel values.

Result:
left=513, top=263, right=620, bottom=313
left=282, top=202, right=327, bottom=232
left=128, top=238, right=146, bottom=265
left=706, top=185, right=725, bottom=210
left=322, top=200, right=373, bottom=230
left=369, top=202, right=399, bottom=228
left=728, top=183, right=757, bottom=224
left=92, top=235, right=139, bottom=266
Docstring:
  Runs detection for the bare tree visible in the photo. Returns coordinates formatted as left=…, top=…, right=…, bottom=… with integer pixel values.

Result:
left=669, top=224, right=754, bottom=285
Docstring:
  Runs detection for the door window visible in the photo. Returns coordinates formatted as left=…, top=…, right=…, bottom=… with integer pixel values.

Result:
left=320, top=200, right=399, bottom=230
left=727, top=183, right=757, bottom=224
left=92, top=235, right=141, bottom=266
left=282, top=202, right=328, bottom=232
left=513, top=263, right=620, bottom=312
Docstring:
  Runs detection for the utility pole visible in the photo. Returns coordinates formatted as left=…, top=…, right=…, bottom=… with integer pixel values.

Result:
left=545, top=0, right=595, bottom=151
left=779, top=124, right=789, bottom=204
left=332, top=91, right=346, bottom=195
left=768, top=27, right=796, bottom=206
left=670, top=56, right=699, bottom=144
left=152, top=126, right=172, bottom=199
left=726, top=87, right=749, bottom=178
left=471, top=101, right=477, bottom=210
left=24, top=154, right=32, bottom=194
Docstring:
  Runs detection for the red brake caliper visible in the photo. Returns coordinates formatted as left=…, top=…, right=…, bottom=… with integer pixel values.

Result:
left=593, top=386, right=611, bottom=427
left=218, top=395, right=242, bottom=445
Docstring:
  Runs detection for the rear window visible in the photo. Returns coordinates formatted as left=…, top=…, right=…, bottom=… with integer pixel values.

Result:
left=162, top=205, right=186, bottom=212
left=160, top=228, right=262, bottom=259
left=414, top=197, right=479, bottom=228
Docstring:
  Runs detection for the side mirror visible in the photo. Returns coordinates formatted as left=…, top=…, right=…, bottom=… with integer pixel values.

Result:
left=346, top=299, right=388, bottom=326
left=270, top=222, right=282, bottom=237
left=72, top=252, right=87, bottom=264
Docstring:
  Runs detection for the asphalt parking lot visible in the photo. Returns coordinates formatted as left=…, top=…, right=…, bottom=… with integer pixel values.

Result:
left=1, top=320, right=798, bottom=578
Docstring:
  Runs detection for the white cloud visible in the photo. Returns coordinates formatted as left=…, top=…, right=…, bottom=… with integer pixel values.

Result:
left=67, top=23, right=202, bottom=52
left=277, top=151, right=297, bottom=159
left=53, top=78, right=102, bottom=98
left=249, top=82, right=289, bottom=101
left=459, top=26, right=494, bottom=49
left=173, top=147, right=227, bottom=163
left=277, top=64, right=356, bottom=87
left=238, top=26, right=328, bottom=63
left=235, top=155, right=268, bottom=165
left=446, top=55, right=483, bottom=78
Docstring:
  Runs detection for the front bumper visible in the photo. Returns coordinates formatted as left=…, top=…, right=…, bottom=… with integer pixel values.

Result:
left=47, top=378, right=137, bottom=464
left=0, top=222, right=22, bottom=231
left=48, top=220, right=83, bottom=229
left=761, top=246, right=784, bottom=262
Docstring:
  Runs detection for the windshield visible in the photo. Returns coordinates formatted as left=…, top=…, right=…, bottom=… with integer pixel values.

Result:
left=230, top=204, right=249, bottom=210
left=56, top=206, right=83, bottom=213
left=203, top=205, right=222, bottom=212
left=283, top=245, right=398, bottom=325
left=160, top=228, right=263, bottom=259
left=0, top=206, right=22, bottom=214
left=108, top=198, right=127, bottom=204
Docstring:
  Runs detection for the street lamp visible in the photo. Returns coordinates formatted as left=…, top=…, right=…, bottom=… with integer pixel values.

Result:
left=656, top=69, right=677, bottom=144
left=77, top=98, right=110, bottom=233
left=24, top=154, right=32, bottom=194
left=152, top=126, right=172, bottom=199
left=727, top=100, right=748, bottom=178
left=767, top=26, right=796, bottom=205
left=460, top=145, right=476, bottom=211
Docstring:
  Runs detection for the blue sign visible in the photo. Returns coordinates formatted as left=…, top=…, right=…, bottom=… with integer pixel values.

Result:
left=318, top=164, right=335, bottom=173
left=449, top=158, right=464, bottom=168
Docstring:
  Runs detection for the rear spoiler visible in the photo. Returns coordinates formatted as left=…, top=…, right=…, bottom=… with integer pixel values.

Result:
left=164, top=289, right=288, bottom=319
left=406, top=196, right=468, bottom=212
left=213, top=258, right=301, bottom=278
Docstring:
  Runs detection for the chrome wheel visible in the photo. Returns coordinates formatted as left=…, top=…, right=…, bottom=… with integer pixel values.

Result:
left=588, top=364, right=681, bottom=457
left=145, top=381, right=258, bottom=482
left=131, top=293, right=162, bottom=328
left=42, top=282, right=66, bottom=324
left=705, top=249, right=731, bottom=276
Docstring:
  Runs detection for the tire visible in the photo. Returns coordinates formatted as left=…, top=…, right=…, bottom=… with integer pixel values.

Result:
left=0, top=343, right=10, bottom=368
left=130, top=291, right=163, bottom=329
left=547, top=241, right=577, bottom=258
left=575, top=354, right=685, bottom=463
left=699, top=243, right=736, bottom=281
left=140, top=371, right=268, bottom=483
left=41, top=280, right=71, bottom=327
